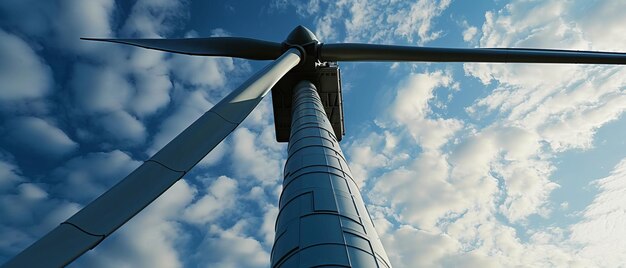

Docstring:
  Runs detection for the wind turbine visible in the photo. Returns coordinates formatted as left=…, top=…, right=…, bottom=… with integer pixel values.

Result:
left=4, top=25, right=626, bottom=268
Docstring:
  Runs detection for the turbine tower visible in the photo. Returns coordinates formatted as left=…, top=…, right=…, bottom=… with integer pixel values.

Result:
left=4, top=25, right=626, bottom=268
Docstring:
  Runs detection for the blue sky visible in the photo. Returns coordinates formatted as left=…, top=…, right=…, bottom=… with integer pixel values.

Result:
left=1, top=0, right=626, bottom=267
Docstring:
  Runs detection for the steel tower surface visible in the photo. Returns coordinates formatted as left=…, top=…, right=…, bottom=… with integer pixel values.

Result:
left=271, top=81, right=391, bottom=267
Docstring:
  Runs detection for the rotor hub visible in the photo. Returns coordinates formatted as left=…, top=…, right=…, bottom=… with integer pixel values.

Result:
left=283, top=25, right=322, bottom=67
left=285, top=25, right=319, bottom=44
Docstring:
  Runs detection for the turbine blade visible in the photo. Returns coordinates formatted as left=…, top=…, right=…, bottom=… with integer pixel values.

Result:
left=3, top=48, right=302, bottom=268
left=81, top=37, right=283, bottom=60
left=320, top=44, right=626, bottom=64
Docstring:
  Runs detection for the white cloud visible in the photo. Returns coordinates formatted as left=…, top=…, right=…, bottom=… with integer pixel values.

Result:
left=444, top=215, right=589, bottom=267
left=16, top=183, right=47, bottom=200
left=0, top=0, right=244, bottom=266
left=0, top=159, right=23, bottom=191
left=391, top=72, right=451, bottom=122
left=240, top=97, right=276, bottom=131
left=448, top=125, right=558, bottom=223
left=71, top=63, right=133, bottom=114
left=52, top=150, right=141, bottom=203
left=569, top=159, right=626, bottom=267
left=382, top=225, right=461, bottom=267
left=453, top=0, right=626, bottom=228
left=361, top=1, right=626, bottom=267
left=126, top=49, right=173, bottom=117
left=230, top=127, right=282, bottom=185
left=0, top=181, right=82, bottom=257
left=538, top=92, right=626, bottom=152
left=65, top=0, right=188, bottom=119
left=146, top=88, right=231, bottom=167
left=385, top=0, right=451, bottom=44
left=121, top=0, right=185, bottom=38
left=0, top=183, right=49, bottom=225
left=0, top=226, right=31, bottom=258
left=0, top=29, right=52, bottom=101
left=358, top=5, right=624, bottom=260
left=97, top=111, right=147, bottom=143
left=373, top=149, right=491, bottom=231
left=147, top=89, right=214, bottom=155
left=314, top=15, right=336, bottom=41
left=169, top=55, right=234, bottom=89
left=306, top=0, right=451, bottom=44
left=2, top=0, right=625, bottom=267
left=183, top=176, right=238, bottom=224
left=195, top=221, right=269, bottom=268
left=54, top=0, right=115, bottom=53
left=345, top=132, right=390, bottom=186
left=465, top=65, right=626, bottom=153
left=389, top=71, right=463, bottom=151
left=269, top=0, right=289, bottom=12
left=465, top=1, right=626, bottom=139
left=343, top=130, right=410, bottom=188
left=477, top=1, right=589, bottom=50
left=574, top=1, right=626, bottom=52
left=259, top=204, right=278, bottom=245
left=462, top=26, right=478, bottom=42
left=75, top=179, right=195, bottom=268
left=3, top=117, right=78, bottom=157
left=0, top=0, right=116, bottom=55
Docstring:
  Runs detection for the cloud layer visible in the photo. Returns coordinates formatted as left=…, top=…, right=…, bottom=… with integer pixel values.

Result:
left=342, top=1, right=626, bottom=266
left=1, top=0, right=625, bottom=267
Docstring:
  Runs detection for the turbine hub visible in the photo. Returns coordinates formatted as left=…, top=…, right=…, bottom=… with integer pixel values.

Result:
left=283, top=25, right=322, bottom=64
left=285, top=25, right=319, bottom=45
